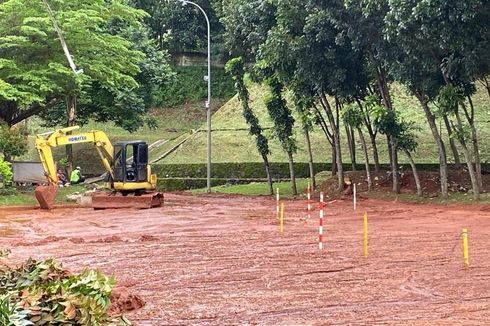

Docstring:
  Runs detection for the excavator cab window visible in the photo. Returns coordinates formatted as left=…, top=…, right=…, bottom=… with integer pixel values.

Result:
left=136, top=143, right=148, bottom=181
left=113, top=145, right=124, bottom=182
left=112, top=142, right=148, bottom=183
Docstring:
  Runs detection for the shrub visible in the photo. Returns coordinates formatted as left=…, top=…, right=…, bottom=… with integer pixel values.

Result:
left=0, top=124, right=28, bottom=161
left=0, top=258, right=130, bottom=325
left=0, top=158, right=12, bottom=188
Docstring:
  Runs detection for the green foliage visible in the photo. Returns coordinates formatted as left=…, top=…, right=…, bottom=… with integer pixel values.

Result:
left=0, top=294, right=31, bottom=326
left=0, top=258, right=128, bottom=326
left=0, top=158, right=13, bottom=186
left=264, top=77, right=296, bottom=154
left=342, top=105, right=364, bottom=129
left=0, top=0, right=171, bottom=131
left=371, top=105, right=419, bottom=152
left=0, top=124, right=28, bottom=161
left=226, top=57, right=270, bottom=157
left=436, top=85, right=466, bottom=114
left=37, top=22, right=173, bottom=132
left=154, top=66, right=235, bottom=108
left=133, top=0, right=226, bottom=58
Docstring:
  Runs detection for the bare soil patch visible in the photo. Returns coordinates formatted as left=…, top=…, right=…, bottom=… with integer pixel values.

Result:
left=319, top=167, right=490, bottom=197
left=0, top=193, right=489, bottom=324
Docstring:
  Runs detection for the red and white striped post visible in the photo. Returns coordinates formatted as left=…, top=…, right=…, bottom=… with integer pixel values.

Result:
left=319, top=192, right=325, bottom=250
left=276, top=188, right=280, bottom=219
left=307, top=182, right=312, bottom=219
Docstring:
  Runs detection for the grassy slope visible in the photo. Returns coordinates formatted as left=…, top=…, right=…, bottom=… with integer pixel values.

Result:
left=20, top=83, right=490, bottom=167
left=160, top=82, right=490, bottom=165
left=20, top=102, right=213, bottom=169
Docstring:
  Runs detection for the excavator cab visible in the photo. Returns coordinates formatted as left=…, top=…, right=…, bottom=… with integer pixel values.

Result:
left=113, top=141, right=149, bottom=183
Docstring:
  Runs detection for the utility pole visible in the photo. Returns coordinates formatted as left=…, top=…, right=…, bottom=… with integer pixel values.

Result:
left=177, top=0, right=212, bottom=192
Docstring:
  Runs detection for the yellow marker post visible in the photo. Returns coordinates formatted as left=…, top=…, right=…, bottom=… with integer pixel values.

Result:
left=280, top=202, right=285, bottom=233
left=363, top=212, right=368, bottom=258
left=462, top=228, right=469, bottom=269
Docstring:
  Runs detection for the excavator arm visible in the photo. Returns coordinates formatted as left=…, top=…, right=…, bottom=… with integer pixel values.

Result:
left=35, top=126, right=115, bottom=185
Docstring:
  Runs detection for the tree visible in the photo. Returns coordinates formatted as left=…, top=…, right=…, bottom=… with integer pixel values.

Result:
left=225, top=57, right=273, bottom=195
left=134, top=0, right=226, bottom=59
left=38, top=24, right=173, bottom=132
left=216, top=0, right=276, bottom=59
left=264, top=76, right=298, bottom=196
left=397, top=121, right=422, bottom=197
left=437, top=85, right=480, bottom=200
left=343, top=105, right=372, bottom=190
left=293, top=92, right=317, bottom=190
left=0, top=0, right=170, bottom=130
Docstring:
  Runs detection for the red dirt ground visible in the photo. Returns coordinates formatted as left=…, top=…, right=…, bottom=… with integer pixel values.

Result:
left=1, top=193, right=490, bottom=325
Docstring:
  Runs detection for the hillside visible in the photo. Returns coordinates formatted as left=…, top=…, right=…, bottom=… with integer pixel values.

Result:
left=156, top=82, right=490, bottom=165
left=20, top=82, right=490, bottom=175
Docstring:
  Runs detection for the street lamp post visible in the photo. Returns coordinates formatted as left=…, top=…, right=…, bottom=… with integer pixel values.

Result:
left=177, top=0, right=212, bottom=192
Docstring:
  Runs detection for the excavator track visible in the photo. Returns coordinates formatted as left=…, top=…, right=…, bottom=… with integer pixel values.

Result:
left=91, top=192, right=164, bottom=210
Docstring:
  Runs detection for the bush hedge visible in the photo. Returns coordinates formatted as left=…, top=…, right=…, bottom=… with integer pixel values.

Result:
left=153, top=162, right=490, bottom=191
left=152, top=162, right=331, bottom=180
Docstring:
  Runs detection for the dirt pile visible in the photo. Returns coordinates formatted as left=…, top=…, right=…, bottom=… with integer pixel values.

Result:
left=109, top=287, right=145, bottom=315
left=318, top=168, right=490, bottom=197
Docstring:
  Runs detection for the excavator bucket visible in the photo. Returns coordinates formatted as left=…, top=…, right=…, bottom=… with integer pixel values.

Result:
left=35, top=185, right=58, bottom=210
left=91, top=192, right=163, bottom=210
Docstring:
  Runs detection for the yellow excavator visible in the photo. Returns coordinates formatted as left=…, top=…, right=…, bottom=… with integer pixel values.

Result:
left=35, top=126, right=163, bottom=210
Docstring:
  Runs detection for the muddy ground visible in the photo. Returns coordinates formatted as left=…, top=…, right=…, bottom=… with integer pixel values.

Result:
left=1, top=193, right=490, bottom=325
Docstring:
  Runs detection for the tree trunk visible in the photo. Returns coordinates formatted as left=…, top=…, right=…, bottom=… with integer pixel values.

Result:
left=345, top=125, right=356, bottom=171
left=357, top=99, right=380, bottom=172
left=387, top=136, right=393, bottom=169
left=65, top=96, right=76, bottom=164
left=333, top=126, right=343, bottom=192
left=480, top=76, right=490, bottom=101
left=319, top=92, right=343, bottom=191
left=404, top=150, right=422, bottom=196
left=287, top=151, right=298, bottom=196
left=464, top=97, right=483, bottom=190
left=369, top=132, right=380, bottom=172
left=414, top=91, right=448, bottom=198
left=304, top=128, right=316, bottom=190
left=454, top=111, right=480, bottom=200
left=391, top=137, right=400, bottom=194
left=442, top=114, right=461, bottom=167
left=262, top=154, right=274, bottom=196
left=375, top=65, right=400, bottom=193
left=331, top=145, right=337, bottom=176
left=357, top=128, right=372, bottom=191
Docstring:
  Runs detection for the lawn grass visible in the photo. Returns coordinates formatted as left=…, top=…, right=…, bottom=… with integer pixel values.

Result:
left=0, top=184, right=88, bottom=207
left=0, top=192, right=37, bottom=206
left=191, top=175, right=327, bottom=198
